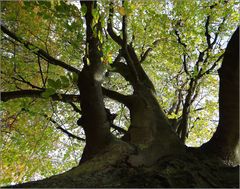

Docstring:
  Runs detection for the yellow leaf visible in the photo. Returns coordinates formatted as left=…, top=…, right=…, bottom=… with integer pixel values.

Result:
left=117, top=6, right=126, bottom=16
left=18, top=0, right=24, bottom=7
left=33, top=6, right=40, bottom=14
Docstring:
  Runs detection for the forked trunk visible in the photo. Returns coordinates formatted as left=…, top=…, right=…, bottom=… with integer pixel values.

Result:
left=123, top=84, right=185, bottom=166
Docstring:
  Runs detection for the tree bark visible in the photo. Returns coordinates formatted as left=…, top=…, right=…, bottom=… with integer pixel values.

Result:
left=7, top=151, right=239, bottom=188
left=201, top=27, right=239, bottom=165
left=123, top=84, right=185, bottom=166
left=78, top=1, right=114, bottom=163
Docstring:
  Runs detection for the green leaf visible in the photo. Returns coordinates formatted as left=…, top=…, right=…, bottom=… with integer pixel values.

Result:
left=81, top=4, right=87, bottom=16
left=92, top=8, right=99, bottom=20
left=60, top=76, right=69, bottom=88
left=47, top=79, right=57, bottom=89
left=193, top=66, right=198, bottom=77
left=60, top=76, right=69, bottom=84
left=72, top=73, right=79, bottom=84
left=41, top=88, right=56, bottom=98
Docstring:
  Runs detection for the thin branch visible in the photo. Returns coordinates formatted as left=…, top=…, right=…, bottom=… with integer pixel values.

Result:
left=174, top=29, right=187, bottom=48
left=140, top=39, right=160, bottom=63
left=205, top=16, right=212, bottom=49
left=12, top=75, right=43, bottom=90
left=173, top=29, right=190, bottom=76
left=69, top=102, right=82, bottom=114
left=107, top=2, right=123, bottom=46
left=1, top=24, right=81, bottom=74
left=212, top=17, right=226, bottom=46
left=37, top=55, right=46, bottom=87
left=46, top=115, right=85, bottom=141
left=199, top=53, right=224, bottom=78
left=182, top=54, right=190, bottom=76
left=110, top=124, right=127, bottom=134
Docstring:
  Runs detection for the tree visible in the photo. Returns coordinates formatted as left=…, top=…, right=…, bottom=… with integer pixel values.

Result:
left=0, top=0, right=239, bottom=187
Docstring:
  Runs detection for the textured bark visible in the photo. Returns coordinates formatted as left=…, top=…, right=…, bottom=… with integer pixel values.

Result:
left=78, top=1, right=114, bottom=162
left=8, top=149, right=239, bottom=188
left=201, top=27, right=239, bottom=165
left=122, top=84, right=185, bottom=167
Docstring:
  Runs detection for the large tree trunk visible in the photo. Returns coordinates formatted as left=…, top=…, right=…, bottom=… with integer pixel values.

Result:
left=77, top=1, right=115, bottom=162
left=200, top=27, right=239, bottom=165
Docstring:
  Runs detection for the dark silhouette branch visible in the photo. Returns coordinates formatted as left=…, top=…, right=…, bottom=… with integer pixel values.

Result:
left=177, top=79, right=198, bottom=143
left=69, top=102, right=82, bottom=114
left=199, top=53, right=224, bottom=77
left=212, top=17, right=226, bottom=46
left=173, top=29, right=190, bottom=76
left=109, top=52, right=135, bottom=84
left=12, top=75, right=43, bottom=90
left=110, top=124, right=127, bottom=134
left=182, top=54, right=190, bottom=76
left=37, top=55, right=46, bottom=87
left=205, top=16, right=212, bottom=49
left=102, top=87, right=131, bottom=106
left=140, top=39, right=160, bottom=63
left=45, top=115, right=85, bottom=141
left=121, top=8, right=140, bottom=83
left=1, top=90, right=80, bottom=103
left=174, top=29, right=187, bottom=48
left=107, top=3, right=123, bottom=46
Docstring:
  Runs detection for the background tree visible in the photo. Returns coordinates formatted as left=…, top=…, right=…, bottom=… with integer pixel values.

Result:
left=0, top=0, right=239, bottom=187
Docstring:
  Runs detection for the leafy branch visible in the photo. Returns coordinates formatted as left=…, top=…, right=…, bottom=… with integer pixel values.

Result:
left=1, top=24, right=81, bottom=74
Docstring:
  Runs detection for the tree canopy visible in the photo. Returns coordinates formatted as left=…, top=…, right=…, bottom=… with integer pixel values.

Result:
left=0, top=0, right=239, bottom=187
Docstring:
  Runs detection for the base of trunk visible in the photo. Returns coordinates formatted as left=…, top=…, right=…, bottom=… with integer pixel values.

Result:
left=7, top=144, right=239, bottom=188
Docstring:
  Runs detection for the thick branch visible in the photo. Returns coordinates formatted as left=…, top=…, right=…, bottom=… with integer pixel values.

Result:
left=102, top=87, right=131, bottom=106
left=121, top=17, right=140, bottom=83
left=107, top=3, right=123, bottom=46
left=1, top=90, right=80, bottom=103
left=110, top=52, right=135, bottom=84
